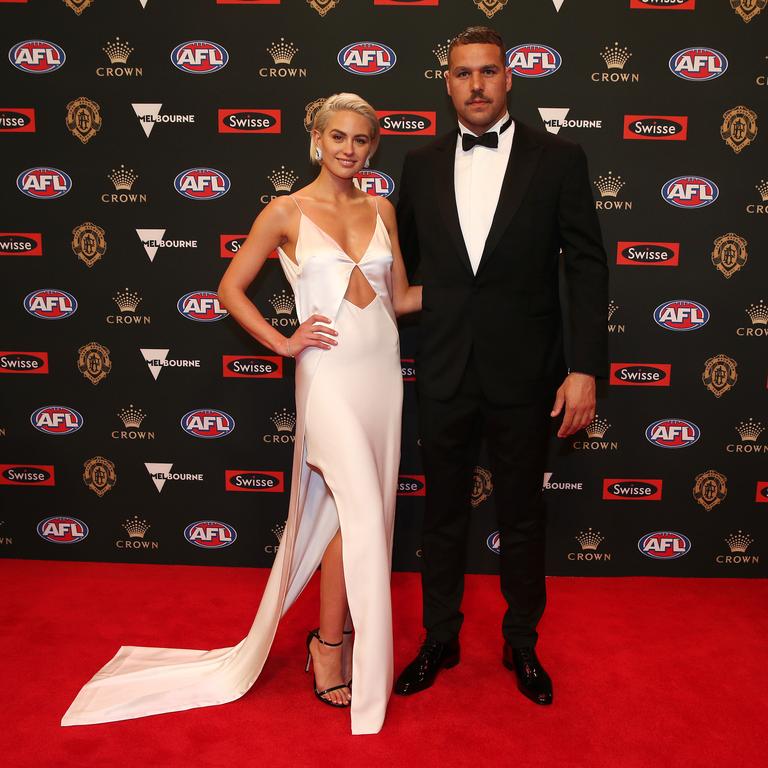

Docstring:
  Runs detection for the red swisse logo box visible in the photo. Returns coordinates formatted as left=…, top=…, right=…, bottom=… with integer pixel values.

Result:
left=610, top=363, right=671, bottom=386
left=225, top=470, right=284, bottom=492
left=616, top=241, right=679, bottom=266
left=603, top=478, right=663, bottom=501
left=398, top=474, right=426, bottom=496
left=220, top=235, right=277, bottom=259
left=401, top=358, right=416, bottom=381
left=377, top=110, right=436, bottom=135
left=218, top=109, right=281, bottom=134
left=0, top=107, right=36, bottom=132
left=0, top=232, right=42, bottom=256
left=0, top=351, right=49, bottom=373
left=757, top=482, right=768, bottom=503
left=623, top=115, right=688, bottom=141
left=630, top=0, right=694, bottom=8
left=223, top=355, right=283, bottom=378
left=0, top=464, right=55, bottom=486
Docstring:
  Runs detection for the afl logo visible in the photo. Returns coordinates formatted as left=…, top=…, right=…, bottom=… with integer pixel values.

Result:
left=354, top=170, right=395, bottom=197
left=174, top=168, right=230, bottom=200
left=31, top=405, right=84, bottom=435
left=645, top=418, right=700, bottom=448
left=181, top=408, right=235, bottom=439
left=486, top=531, right=501, bottom=555
left=184, top=520, right=237, bottom=549
left=506, top=44, right=562, bottom=78
left=653, top=300, right=709, bottom=331
left=24, top=289, right=77, bottom=319
left=661, top=176, right=718, bottom=209
left=669, top=47, right=727, bottom=81
left=171, top=41, right=229, bottom=74
left=338, top=42, right=396, bottom=76
left=17, top=167, right=72, bottom=200
left=37, top=516, right=88, bottom=544
left=638, top=531, right=691, bottom=560
left=177, top=290, right=229, bottom=322
left=9, top=40, right=65, bottom=74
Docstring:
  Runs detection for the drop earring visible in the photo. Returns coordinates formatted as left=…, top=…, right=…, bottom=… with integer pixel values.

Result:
left=315, top=147, right=323, bottom=162
left=364, top=155, right=371, bottom=168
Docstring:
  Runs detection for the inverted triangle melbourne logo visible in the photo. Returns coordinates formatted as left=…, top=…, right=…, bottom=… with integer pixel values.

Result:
left=538, top=107, right=570, bottom=135
left=132, top=103, right=161, bottom=137
left=136, top=229, right=165, bottom=261
left=552, top=0, right=565, bottom=11
left=145, top=462, right=172, bottom=493
left=140, top=348, right=168, bottom=380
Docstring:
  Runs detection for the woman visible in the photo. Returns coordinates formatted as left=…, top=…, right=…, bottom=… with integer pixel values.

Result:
left=60, top=93, right=421, bottom=736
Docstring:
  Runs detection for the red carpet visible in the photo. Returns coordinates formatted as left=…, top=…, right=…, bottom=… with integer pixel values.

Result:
left=2, top=560, right=766, bottom=768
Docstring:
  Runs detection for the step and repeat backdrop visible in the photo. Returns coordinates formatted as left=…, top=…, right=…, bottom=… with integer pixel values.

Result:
left=1, top=0, right=766, bottom=577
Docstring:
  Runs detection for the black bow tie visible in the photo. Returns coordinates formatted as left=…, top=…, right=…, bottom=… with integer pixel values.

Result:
left=461, top=115, right=512, bottom=152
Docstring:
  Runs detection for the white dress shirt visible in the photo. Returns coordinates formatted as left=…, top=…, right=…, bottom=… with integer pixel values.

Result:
left=454, top=112, right=515, bottom=274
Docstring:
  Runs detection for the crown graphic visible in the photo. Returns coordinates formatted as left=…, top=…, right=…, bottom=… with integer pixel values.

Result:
left=267, top=38, right=298, bottom=65
left=756, top=179, right=768, bottom=202
left=271, top=408, right=296, bottom=433
left=117, top=404, right=146, bottom=429
left=725, top=530, right=753, bottom=553
left=608, top=300, right=619, bottom=321
left=272, top=521, right=286, bottom=542
left=433, top=39, right=450, bottom=67
left=269, top=289, right=295, bottom=315
left=268, top=166, right=299, bottom=193
left=103, top=37, right=133, bottom=64
left=585, top=415, right=611, bottom=439
left=601, top=42, right=632, bottom=70
left=736, top=417, right=765, bottom=442
left=746, top=300, right=768, bottom=325
left=108, top=164, right=138, bottom=191
left=594, top=172, right=625, bottom=198
left=113, top=288, right=142, bottom=312
left=576, top=528, right=604, bottom=551
left=123, top=515, right=150, bottom=538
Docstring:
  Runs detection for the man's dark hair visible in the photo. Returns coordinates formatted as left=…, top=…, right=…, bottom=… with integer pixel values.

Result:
left=447, top=26, right=505, bottom=69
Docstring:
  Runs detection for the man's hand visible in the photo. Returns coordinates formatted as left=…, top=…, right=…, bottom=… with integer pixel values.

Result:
left=550, top=373, right=596, bottom=438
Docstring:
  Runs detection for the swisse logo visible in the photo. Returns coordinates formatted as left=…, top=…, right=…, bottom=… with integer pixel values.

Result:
left=225, top=470, right=285, bottom=492
left=623, top=115, right=688, bottom=140
left=401, top=358, right=416, bottom=381
left=646, top=419, right=700, bottom=448
left=37, top=516, right=88, bottom=544
left=218, top=109, right=281, bottom=133
left=639, top=531, right=691, bottom=560
left=756, top=482, right=768, bottom=503
left=17, top=167, right=71, bottom=199
left=353, top=170, right=394, bottom=197
left=174, top=168, right=230, bottom=200
left=669, top=47, right=727, bottom=81
left=0, top=108, right=35, bottom=132
left=398, top=474, right=426, bottom=496
left=31, top=406, right=83, bottom=435
left=338, top=42, right=396, bottom=75
left=662, top=176, right=718, bottom=209
left=9, top=40, right=65, bottom=73
left=219, top=234, right=260, bottom=258
left=180, top=409, right=235, bottom=439
left=0, top=464, right=54, bottom=486
left=177, top=291, right=229, bottom=322
left=506, top=44, right=562, bottom=78
left=603, top=479, right=663, bottom=500
left=610, top=363, right=671, bottom=386
left=0, top=352, right=48, bottom=373
left=184, top=520, right=236, bottom=549
left=24, top=289, right=77, bottom=319
left=0, top=232, right=42, bottom=256
left=377, top=111, right=436, bottom=135
left=487, top=531, right=501, bottom=555
left=171, top=41, right=228, bottom=74
left=222, top=354, right=282, bottom=378
left=630, top=0, right=695, bottom=8
left=616, top=241, right=679, bottom=266
left=653, top=300, right=709, bottom=331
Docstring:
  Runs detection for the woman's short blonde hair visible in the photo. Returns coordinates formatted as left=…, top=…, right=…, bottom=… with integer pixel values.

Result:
left=309, top=93, right=380, bottom=165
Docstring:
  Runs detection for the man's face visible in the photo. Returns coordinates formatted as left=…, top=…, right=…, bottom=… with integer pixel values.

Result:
left=445, top=42, right=512, bottom=134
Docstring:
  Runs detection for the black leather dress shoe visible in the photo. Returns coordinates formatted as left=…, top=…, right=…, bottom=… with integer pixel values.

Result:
left=502, top=643, right=553, bottom=705
left=394, top=638, right=460, bottom=696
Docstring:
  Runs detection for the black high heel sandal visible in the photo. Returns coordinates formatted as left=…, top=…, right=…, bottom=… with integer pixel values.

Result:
left=305, top=628, right=351, bottom=708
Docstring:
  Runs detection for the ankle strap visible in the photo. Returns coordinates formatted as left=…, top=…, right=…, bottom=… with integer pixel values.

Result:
left=311, top=629, right=343, bottom=647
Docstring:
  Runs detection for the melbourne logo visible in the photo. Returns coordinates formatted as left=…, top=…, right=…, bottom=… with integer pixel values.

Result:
left=0, top=352, right=48, bottom=374
left=669, top=47, right=727, bottom=81
left=184, top=521, right=236, bottom=548
left=174, top=168, right=230, bottom=200
left=646, top=419, right=700, bottom=448
left=225, top=470, right=285, bottom=492
left=181, top=409, right=235, bottom=439
left=132, top=104, right=195, bottom=137
left=141, top=349, right=201, bottom=380
left=171, top=41, right=228, bottom=74
left=638, top=532, right=691, bottom=560
left=9, top=40, right=65, bottom=73
left=17, top=167, right=71, bottom=200
left=353, top=170, right=394, bottom=197
left=377, top=111, right=436, bottom=135
left=661, top=176, right=718, bottom=208
left=24, top=289, right=77, bottom=319
left=505, top=44, right=561, bottom=78
left=539, top=108, right=602, bottom=135
left=177, top=291, right=229, bottom=322
left=338, top=42, right=396, bottom=75
left=603, top=479, right=663, bottom=500
left=616, top=241, right=679, bottom=266
left=37, top=516, right=88, bottom=544
left=145, top=463, right=204, bottom=493
left=610, top=363, right=671, bottom=386
left=218, top=109, right=281, bottom=133
left=623, top=115, right=688, bottom=140
left=136, top=229, right=197, bottom=262
left=0, top=108, right=35, bottom=132
left=30, top=406, right=83, bottom=435
left=653, top=300, right=709, bottom=331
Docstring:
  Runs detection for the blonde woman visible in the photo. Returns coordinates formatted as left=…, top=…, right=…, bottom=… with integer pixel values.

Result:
left=61, top=93, right=421, bottom=736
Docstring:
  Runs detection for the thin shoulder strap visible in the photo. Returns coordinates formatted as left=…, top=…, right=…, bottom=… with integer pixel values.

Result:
left=288, top=195, right=304, bottom=214
left=372, top=193, right=379, bottom=215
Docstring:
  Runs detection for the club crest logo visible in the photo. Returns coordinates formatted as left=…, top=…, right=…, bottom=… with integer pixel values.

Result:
left=702, top=354, right=737, bottom=397
left=471, top=466, right=493, bottom=508
left=474, top=0, right=509, bottom=17
left=661, top=176, right=718, bottom=209
left=63, top=0, right=94, bottom=14
left=78, top=342, right=112, bottom=385
left=17, top=167, right=72, bottom=200
left=9, top=40, right=66, bottom=74
left=669, top=47, right=727, bottom=81
left=171, top=41, right=228, bottom=74
left=66, top=96, right=102, bottom=143
left=72, top=222, right=107, bottom=267
left=505, top=44, right=561, bottom=78
left=731, top=0, right=766, bottom=23
left=338, top=42, right=396, bottom=76
left=720, top=106, right=757, bottom=154
left=83, top=456, right=117, bottom=497
left=307, top=0, right=341, bottom=16
left=693, top=469, right=727, bottom=510
left=712, top=233, right=748, bottom=278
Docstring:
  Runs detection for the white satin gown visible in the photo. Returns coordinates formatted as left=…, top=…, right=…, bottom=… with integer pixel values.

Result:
left=61, top=194, right=403, bottom=735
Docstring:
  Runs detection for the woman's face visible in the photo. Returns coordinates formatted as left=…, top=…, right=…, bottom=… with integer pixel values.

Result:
left=314, top=110, right=377, bottom=178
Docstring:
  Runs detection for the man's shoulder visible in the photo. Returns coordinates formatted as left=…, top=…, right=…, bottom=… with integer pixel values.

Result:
left=516, top=119, right=581, bottom=158
left=403, top=129, right=457, bottom=165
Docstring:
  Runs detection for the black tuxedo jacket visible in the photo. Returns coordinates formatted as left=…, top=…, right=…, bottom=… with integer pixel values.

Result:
left=396, top=118, right=609, bottom=404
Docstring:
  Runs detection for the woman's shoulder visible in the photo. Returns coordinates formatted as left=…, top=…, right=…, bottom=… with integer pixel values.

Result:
left=375, top=195, right=396, bottom=225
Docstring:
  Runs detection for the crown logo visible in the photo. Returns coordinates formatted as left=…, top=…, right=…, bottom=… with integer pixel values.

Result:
left=270, top=408, right=296, bottom=433
left=267, top=38, right=298, bottom=65
left=268, top=166, right=298, bottom=193
left=108, top=164, right=138, bottom=191
left=433, top=39, right=450, bottom=67
left=756, top=179, right=768, bottom=202
left=725, top=530, right=753, bottom=553
left=608, top=300, right=619, bottom=321
left=272, top=521, right=286, bottom=542
left=584, top=415, right=611, bottom=439
left=123, top=515, right=150, bottom=538
left=746, top=300, right=768, bottom=325
left=594, top=171, right=625, bottom=198
left=736, top=417, right=765, bottom=442
left=117, top=404, right=146, bottom=429
left=103, top=37, right=133, bottom=64
left=576, top=528, right=604, bottom=551
left=269, top=289, right=295, bottom=315
left=600, top=42, right=632, bottom=70
left=113, top=288, right=142, bottom=312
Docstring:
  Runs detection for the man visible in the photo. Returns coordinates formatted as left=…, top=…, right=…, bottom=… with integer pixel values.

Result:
left=395, top=26, right=608, bottom=705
